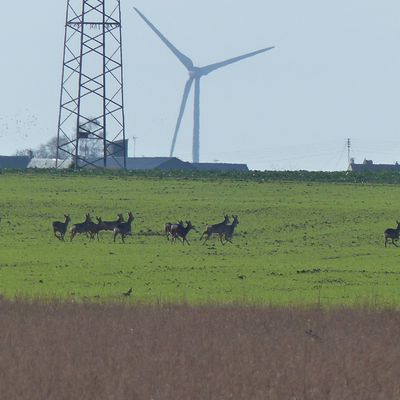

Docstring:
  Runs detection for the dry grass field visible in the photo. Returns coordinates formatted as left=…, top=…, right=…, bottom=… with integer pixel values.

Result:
left=0, top=299, right=399, bottom=400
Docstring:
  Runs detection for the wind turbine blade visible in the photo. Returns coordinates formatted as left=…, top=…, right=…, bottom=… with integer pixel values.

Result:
left=200, top=46, right=274, bottom=75
left=134, top=8, right=194, bottom=70
left=170, top=77, right=194, bottom=157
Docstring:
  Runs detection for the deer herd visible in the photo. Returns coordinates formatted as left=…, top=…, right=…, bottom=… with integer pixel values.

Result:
left=18, top=213, right=400, bottom=247
left=52, top=213, right=239, bottom=245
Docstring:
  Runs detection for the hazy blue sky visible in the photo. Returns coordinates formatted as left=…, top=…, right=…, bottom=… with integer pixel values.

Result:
left=1, top=0, right=399, bottom=170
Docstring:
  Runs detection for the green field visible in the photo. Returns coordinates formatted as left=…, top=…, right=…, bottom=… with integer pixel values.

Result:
left=1, top=170, right=400, bottom=307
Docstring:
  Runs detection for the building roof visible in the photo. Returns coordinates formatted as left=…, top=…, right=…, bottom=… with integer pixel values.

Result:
left=348, top=159, right=400, bottom=172
left=79, top=157, right=194, bottom=170
left=128, top=157, right=193, bottom=170
left=192, top=162, right=249, bottom=172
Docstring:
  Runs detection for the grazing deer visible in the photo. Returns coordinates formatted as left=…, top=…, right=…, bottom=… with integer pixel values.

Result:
left=70, top=213, right=92, bottom=241
left=222, top=215, right=239, bottom=245
left=52, top=214, right=71, bottom=241
left=384, top=220, right=400, bottom=247
left=200, top=215, right=230, bottom=244
left=113, top=212, right=134, bottom=243
left=170, top=221, right=195, bottom=245
left=165, top=220, right=183, bottom=240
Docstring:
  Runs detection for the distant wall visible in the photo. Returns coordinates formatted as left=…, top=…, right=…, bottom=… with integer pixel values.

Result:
left=0, top=156, right=31, bottom=169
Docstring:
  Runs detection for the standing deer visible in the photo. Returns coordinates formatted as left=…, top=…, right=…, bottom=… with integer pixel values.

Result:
left=222, top=215, right=239, bottom=245
left=99, top=214, right=125, bottom=231
left=113, top=212, right=134, bottom=243
left=165, top=220, right=183, bottom=240
left=170, top=221, right=195, bottom=245
left=52, top=214, right=71, bottom=241
left=87, top=217, right=104, bottom=241
left=200, top=215, right=230, bottom=244
left=70, top=213, right=92, bottom=241
left=384, top=220, right=400, bottom=247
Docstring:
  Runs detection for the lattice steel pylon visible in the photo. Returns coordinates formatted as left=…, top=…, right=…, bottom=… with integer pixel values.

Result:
left=56, top=0, right=126, bottom=169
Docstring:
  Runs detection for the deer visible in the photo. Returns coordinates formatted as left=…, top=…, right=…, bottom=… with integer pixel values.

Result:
left=384, top=220, right=400, bottom=247
left=52, top=214, right=71, bottom=241
left=200, top=215, right=231, bottom=244
left=165, top=220, right=183, bottom=240
left=113, top=212, right=134, bottom=243
left=98, top=214, right=125, bottom=231
left=70, top=213, right=92, bottom=241
left=88, top=214, right=125, bottom=240
left=170, top=221, right=195, bottom=245
left=87, top=217, right=105, bottom=241
left=222, top=215, right=239, bottom=245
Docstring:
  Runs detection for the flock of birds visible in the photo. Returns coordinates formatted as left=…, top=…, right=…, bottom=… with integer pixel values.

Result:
left=52, top=213, right=239, bottom=245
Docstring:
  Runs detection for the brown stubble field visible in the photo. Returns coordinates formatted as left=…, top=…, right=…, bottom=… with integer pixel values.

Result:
left=0, top=299, right=399, bottom=400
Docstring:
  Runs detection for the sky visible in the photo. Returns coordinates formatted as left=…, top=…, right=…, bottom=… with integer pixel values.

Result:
left=1, top=0, right=400, bottom=171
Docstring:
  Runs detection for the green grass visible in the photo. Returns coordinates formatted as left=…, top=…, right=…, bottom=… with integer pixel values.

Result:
left=1, top=170, right=400, bottom=306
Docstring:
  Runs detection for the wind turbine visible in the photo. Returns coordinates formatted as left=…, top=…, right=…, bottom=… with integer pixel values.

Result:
left=134, top=8, right=274, bottom=163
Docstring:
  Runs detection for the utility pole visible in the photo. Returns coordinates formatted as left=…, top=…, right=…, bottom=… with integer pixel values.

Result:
left=346, top=138, right=351, bottom=164
left=56, top=0, right=126, bottom=170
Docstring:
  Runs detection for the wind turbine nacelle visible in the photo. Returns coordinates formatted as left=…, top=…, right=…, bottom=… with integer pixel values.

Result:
left=189, top=67, right=203, bottom=79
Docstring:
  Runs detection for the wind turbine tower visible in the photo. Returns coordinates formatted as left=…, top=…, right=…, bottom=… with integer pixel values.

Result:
left=56, top=0, right=127, bottom=169
left=134, top=8, right=274, bottom=164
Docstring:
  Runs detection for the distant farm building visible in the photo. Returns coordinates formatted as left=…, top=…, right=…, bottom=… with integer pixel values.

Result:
left=78, top=157, right=248, bottom=171
left=348, top=158, right=400, bottom=172
left=28, top=158, right=67, bottom=169
left=0, top=155, right=248, bottom=172
left=77, top=157, right=192, bottom=170
left=0, top=156, right=31, bottom=169
left=192, top=162, right=248, bottom=172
